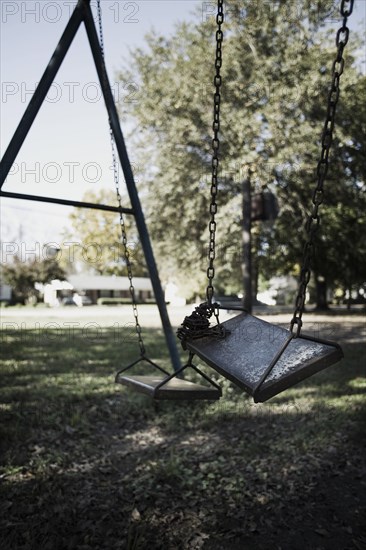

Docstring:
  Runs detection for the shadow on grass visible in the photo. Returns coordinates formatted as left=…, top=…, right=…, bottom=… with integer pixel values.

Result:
left=1, top=328, right=365, bottom=549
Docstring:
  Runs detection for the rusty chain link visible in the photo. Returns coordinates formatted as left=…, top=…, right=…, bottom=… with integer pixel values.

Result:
left=290, top=0, right=354, bottom=336
left=206, top=0, right=224, bottom=306
left=97, top=0, right=145, bottom=356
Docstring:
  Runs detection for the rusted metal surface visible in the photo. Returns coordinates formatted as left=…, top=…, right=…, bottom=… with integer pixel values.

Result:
left=186, top=313, right=343, bottom=402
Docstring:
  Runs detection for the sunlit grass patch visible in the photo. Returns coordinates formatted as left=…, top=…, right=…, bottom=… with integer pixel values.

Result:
left=348, top=377, right=366, bottom=390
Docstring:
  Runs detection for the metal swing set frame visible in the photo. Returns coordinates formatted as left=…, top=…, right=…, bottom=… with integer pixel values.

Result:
left=0, top=0, right=222, bottom=401
left=1, top=0, right=353, bottom=403
left=0, top=0, right=182, bottom=375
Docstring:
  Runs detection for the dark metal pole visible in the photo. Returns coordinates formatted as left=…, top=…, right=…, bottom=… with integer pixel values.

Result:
left=242, top=176, right=252, bottom=313
left=82, top=1, right=182, bottom=372
left=0, top=1, right=85, bottom=187
left=0, top=191, right=134, bottom=215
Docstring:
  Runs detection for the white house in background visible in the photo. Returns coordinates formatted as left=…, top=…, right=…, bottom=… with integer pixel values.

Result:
left=42, top=274, right=154, bottom=306
left=40, top=279, right=74, bottom=307
left=69, top=274, right=154, bottom=304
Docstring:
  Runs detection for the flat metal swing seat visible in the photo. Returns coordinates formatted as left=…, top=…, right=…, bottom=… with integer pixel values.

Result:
left=185, top=313, right=343, bottom=403
left=115, top=357, right=221, bottom=401
left=117, top=374, right=221, bottom=400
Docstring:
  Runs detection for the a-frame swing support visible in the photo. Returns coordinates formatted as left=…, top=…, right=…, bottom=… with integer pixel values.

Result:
left=0, top=0, right=182, bottom=374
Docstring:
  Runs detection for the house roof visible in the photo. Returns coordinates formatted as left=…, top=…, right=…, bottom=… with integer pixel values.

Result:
left=68, top=274, right=153, bottom=291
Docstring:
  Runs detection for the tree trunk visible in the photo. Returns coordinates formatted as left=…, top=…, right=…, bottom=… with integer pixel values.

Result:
left=347, top=285, right=352, bottom=310
left=315, top=277, right=328, bottom=310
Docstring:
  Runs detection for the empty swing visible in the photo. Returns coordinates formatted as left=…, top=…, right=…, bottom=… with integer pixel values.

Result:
left=177, top=0, right=352, bottom=403
left=90, top=2, right=221, bottom=401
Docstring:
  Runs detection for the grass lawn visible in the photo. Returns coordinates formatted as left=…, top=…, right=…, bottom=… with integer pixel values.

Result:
left=0, top=310, right=365, bottom=549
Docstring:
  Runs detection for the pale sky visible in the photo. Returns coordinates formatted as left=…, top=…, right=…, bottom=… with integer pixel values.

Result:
left=1, top=0, right=365, bottom=247
left=0, top=0, right=203, bottom=245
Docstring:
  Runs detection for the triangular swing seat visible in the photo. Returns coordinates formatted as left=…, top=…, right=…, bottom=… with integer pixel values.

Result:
left=115, top=356, right=222, bottom=401
left=116, top=374, right=221, bottom=400
left=185, top=313, right=343, bottom=403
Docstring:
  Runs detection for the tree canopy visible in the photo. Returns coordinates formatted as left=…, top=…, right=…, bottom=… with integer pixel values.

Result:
left=117, top=0, right=365, bottom=303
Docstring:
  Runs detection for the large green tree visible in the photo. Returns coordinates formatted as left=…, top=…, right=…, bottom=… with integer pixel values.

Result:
left=261, top=71, right=366, bottom=306
left=117, top=0, right=365, bottom=304
left=1, top=256, right=66, bottom=304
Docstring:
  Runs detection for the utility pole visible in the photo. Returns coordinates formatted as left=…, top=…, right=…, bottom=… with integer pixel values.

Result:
left=242, top=173, right=252, bottom=313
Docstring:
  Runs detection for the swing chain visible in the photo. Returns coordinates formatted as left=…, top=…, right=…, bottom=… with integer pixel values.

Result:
left=177, top=0, right=225, bottom=349
left=97, top=0, right=145, bottom=357
left=290, top=0, right=354, bottom=337
left=96, top=0, right=104, bottom=56
left=206, top=0, right=224, bottom=306
left=110, top=137, right=146, bottom=357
